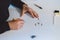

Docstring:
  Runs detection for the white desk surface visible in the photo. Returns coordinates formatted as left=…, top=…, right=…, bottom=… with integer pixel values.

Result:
left=0, top=0, right=60, bottom=40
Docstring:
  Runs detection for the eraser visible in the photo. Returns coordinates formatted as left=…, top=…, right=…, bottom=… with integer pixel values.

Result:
left=31, top=35, right=36, bottom=39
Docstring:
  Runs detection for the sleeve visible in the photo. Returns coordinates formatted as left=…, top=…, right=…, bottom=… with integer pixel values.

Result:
left=0, top=22, right=10, bottom=34
left=11, top=0, right=25, bottom=9
left=0, top=7, right=10, bottom=34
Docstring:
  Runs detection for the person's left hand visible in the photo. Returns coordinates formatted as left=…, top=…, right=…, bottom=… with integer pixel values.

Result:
left=21, top=4, right=39, bottom=18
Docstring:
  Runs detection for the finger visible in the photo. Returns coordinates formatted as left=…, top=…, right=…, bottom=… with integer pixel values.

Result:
left=21, top=10, right=24, bottom=17
left=20, top=22, right=24, bottom=24
left=28, top=9, right=35, bottom=18
left=16, top=18, right=24, bottom=21
left=32, top=11, right=39, bottom=18
left=20, top=6, right=26, bottom=17
left=13, top=18, right=24, bottom=22
left=29, top=11, right=35, bottom=18
left=18, top=24, right=24, bottom=29
left=33, top=12, right=39, bottom=18
left=18, top=21, right=24, bottom=24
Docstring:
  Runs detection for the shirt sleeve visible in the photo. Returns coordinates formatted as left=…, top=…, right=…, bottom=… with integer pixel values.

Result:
left=0, top=7, right=10, bottom=34
left=0, top=22, right=10, bottom=34
left=11, top=0, right=25, bottom=9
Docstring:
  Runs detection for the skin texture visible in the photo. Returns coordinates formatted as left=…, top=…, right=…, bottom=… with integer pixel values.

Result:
left=8, top=18, right=24, bottom=30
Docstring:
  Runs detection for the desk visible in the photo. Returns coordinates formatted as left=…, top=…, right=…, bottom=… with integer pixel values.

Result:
left=0, top=0, right=60, bottom=40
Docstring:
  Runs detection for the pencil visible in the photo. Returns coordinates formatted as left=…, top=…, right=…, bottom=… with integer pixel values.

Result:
left=34, top=4, right=42, bottom=9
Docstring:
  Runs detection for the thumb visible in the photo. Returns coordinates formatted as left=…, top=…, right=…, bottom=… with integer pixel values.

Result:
left=20, top=9, right=24, bottom=17
left=20, top=5, right=27, bottom=17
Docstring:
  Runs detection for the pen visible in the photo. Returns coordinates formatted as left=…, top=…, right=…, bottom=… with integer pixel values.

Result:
left=34, top=4, right=42, bottom=9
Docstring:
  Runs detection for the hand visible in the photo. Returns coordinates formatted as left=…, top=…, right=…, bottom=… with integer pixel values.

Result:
left=21, top=4, right=39, bottom=18
left=8, top=18, right=24, bottom=30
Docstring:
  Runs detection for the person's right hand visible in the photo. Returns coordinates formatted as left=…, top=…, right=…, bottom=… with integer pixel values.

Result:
left=8, top=18, right=24, bottom=30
